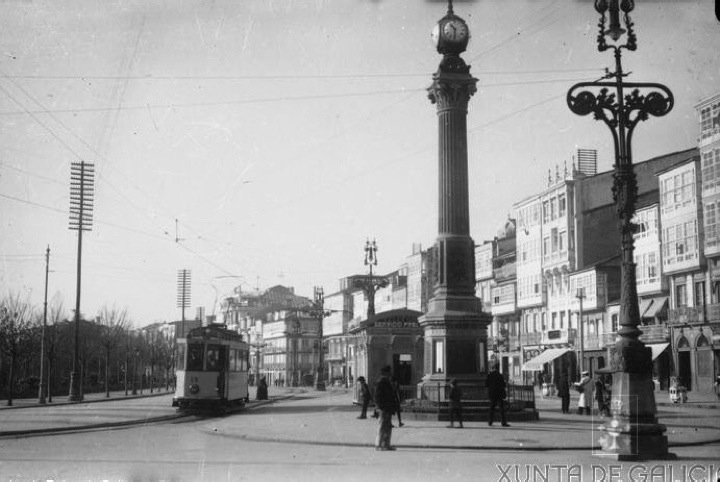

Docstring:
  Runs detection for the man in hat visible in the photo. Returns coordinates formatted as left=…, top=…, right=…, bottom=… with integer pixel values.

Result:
left=487, top=364, right=509, bottom=427
left=356, top=376, right=371, bottom=419
left=374, top=365, right=396, bottom=450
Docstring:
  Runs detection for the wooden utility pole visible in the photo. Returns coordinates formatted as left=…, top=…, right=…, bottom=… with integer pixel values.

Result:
left=38, top=245, right=49, bottom=404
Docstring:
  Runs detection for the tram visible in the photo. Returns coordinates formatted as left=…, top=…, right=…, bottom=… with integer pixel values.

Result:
left=172, top=324, right=250, bottom=410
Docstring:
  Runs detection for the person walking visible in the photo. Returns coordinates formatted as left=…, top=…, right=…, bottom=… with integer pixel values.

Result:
left=447, top=379, right=464, bottom=428
left=574, top=371, right=593, bottom=415
left=487, top=364, right=509, bottom=427
left=357, top=376, right=372, bottom=419
left=256, top=376, right=268, bottom=401
left=374, top=365, right=396, bottom=451
left=391, top=376, right=404, bottom=428
left=557, top=372, right=571, bottom=414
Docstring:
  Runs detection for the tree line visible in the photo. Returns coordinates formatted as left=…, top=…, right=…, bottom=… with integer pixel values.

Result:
left=0, top=292, right=176, bottom=406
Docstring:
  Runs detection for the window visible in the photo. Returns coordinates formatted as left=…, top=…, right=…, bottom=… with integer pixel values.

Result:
left=695, top=281, right=706, bottom=307
left=559, top=230, right=567, bottom=252
left=551, top=228, right=559, bottom=253
left=433, top=340, right=445, bottom=374
left=542, top=201, right=550, bottom=223
left=700, top=106, right=713, bottom=138
left=706, top=201, right=719, bottom=249
left=543, top=236, right=550, bottom=257
left=176, top=344, right=186, bottom=371
left=550, top=197, right=557, bottom=220
left=675, top=284, right=687, bottom=308
left=206, top=345, right=221, bottom=371
left=187, top=344, right=204, bottom=371
left=558, top=194, right=567, bottom=217
left=559, top=311, right=565, bottom=329
left=551, top=312, right=557, bottom=329
left=611, top=314, right=619, bottom=333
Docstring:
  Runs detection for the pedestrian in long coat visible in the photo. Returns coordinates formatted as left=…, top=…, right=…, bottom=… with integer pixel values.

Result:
left=374, top=366, right=396, bottom=451
left=447, top=379, right=463, bottom=428
left=574, top=371, right=593, bottom=415
left=357, top=377, right=371, bottom=419
left=557, top=374, right=571, bottom=414
left=487, top=364, right=509, bottom=427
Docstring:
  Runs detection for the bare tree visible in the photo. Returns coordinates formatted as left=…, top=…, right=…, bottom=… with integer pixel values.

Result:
left=0, top=293, right=36, bottom=406
left=97, top=304, right=130, bottom=398
left=44, top=301, right=65, bottom=403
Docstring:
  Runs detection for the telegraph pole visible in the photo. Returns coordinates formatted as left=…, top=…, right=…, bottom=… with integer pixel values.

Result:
left=177, top=269, right=191, bottom=336
left=68, top=161, right=94, bottom=402
left=38, top=245, right=49, bottom=404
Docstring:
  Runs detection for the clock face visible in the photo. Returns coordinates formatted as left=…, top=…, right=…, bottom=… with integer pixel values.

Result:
left=442, top=19, right=468, bottom=42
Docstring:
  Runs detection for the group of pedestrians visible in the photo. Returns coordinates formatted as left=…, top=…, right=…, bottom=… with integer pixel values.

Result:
left=356, top=367, right=404, bottom=451
left=556, top=370, right=611, bottom=416
left=357, top=364, right=511, bottom=450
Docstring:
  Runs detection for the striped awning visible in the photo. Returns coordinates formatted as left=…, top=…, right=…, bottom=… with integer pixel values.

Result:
left=522, top=348, right=571, bottom=371
left=643, top=297, right=668, bottom=319
left=650, top=343, right=669, bottom=361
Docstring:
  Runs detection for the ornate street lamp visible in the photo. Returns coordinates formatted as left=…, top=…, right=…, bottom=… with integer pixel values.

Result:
left=567, top=0, right=675, bottom=460
left=355, top=238, right=389, bottom=319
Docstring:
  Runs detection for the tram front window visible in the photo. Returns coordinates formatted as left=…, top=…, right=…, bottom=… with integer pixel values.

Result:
left=187, top=344, right=204, bottom=371
left=206, top=345, right=221, bottom=371
left=176, top=344, right=186, bottom=371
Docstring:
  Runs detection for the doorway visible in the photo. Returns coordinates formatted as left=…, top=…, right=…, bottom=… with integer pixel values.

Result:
left=678, top=350, right=692, bottom=391
left=392, top=354, right=412, bottom=385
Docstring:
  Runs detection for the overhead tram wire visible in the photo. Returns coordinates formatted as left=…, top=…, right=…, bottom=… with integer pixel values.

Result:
left=3, top=67, right=602, bottom=81
left=0, top=73, right=250, bottom=278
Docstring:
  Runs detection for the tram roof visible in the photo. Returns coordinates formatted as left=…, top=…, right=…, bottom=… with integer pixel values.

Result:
left=185, top=324, right=244, bottom=342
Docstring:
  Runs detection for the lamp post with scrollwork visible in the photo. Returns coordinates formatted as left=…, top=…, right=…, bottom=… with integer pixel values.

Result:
left=566, top=0, right=675, bottom=460
left=354, top=238, right=389, bottom=319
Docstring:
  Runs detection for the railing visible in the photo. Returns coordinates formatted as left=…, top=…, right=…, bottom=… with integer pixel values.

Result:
left=668, top=306, right=705, bottom=325
left=398, top=381, right=536, bottom=415
left=493, top=262, right=516, bottom=281
left=639, top=324, right=669, bottom=344
left=520, top=332, right=542, bottom=345
left=707, top=303, right=720, bottom=322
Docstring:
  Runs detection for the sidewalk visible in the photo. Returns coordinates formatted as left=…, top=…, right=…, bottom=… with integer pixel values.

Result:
left=2, top=386, right=718, bottom=451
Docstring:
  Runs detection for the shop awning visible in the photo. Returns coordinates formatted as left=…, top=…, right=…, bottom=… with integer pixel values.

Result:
left=649, top=343, right=669, bottom=361
left=638, top=299, right=653, bottom=317
left=643, top=297, right=668, bottom=319
left=522, top=348, right=571, bottom=371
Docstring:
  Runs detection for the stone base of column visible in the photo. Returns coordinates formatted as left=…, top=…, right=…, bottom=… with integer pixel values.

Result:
left=597, top=366, right=676, bottom=460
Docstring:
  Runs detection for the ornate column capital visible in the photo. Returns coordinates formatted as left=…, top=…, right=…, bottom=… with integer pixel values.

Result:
left=427, top=73, right=478, bottom=112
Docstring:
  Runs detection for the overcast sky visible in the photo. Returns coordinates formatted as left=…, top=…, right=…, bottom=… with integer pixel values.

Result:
left=1, top=0, right=718, bottom=326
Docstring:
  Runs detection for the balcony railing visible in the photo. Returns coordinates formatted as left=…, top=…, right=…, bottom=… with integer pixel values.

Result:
left=639, top=324, right=669, bottom=344
left=668, top=306, right=705, bottom=325
left=520, top=332, right=542, bottom=345
left=493, top=262, right=516, bottom=281
left=707, top=303, right=720, bottom=323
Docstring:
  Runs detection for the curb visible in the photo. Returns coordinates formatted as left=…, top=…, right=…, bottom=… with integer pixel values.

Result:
left=0, top=391, right=172, bottom=411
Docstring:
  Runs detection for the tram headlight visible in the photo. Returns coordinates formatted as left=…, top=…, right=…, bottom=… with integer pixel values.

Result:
left=189, top=384, right=200, bottom=395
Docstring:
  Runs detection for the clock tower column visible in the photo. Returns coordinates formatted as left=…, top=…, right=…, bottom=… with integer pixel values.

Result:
left=419, top=2, right=491, bottom=394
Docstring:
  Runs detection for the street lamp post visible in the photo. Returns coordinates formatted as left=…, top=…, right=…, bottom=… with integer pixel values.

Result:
left=38, top=245, right=49, bottom=404
left=576, top=288, right=586, bottom=375
left=313, top=286, right=326, bottom=391
left=567, top=0, right=675, bottom=460
left=355, top=238, right=389, bottom=319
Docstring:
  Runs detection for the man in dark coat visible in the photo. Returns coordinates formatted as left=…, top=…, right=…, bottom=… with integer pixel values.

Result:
left=557, top=371, right=571, bottom=414
left=447, top=379, right=463, bottom=428
left=487, top=364, right=509, bottom=427
left=374, top=365, right=396, bottom=451
left=357, top=377, right=371, bottom=419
